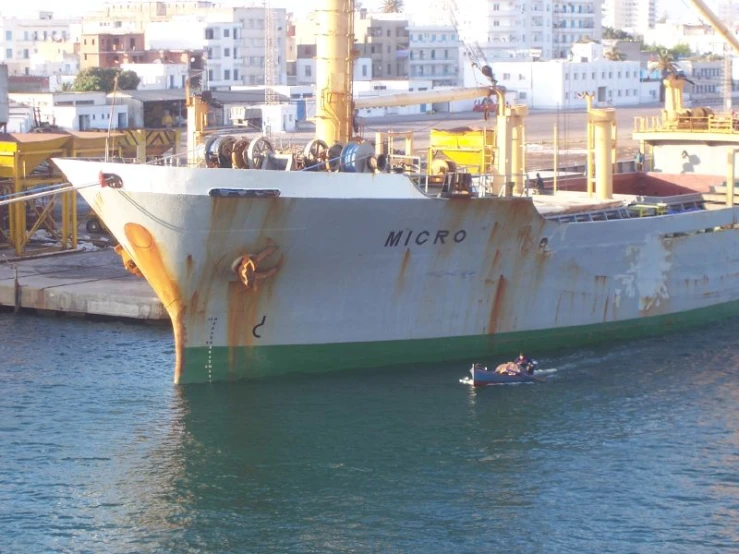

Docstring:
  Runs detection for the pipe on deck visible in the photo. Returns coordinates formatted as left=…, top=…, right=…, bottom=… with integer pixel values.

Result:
left=354, top=86, right=493, bottom=109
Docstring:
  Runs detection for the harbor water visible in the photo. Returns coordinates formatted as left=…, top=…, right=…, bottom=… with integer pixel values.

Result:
left=0, top=313, right=737, bottom=552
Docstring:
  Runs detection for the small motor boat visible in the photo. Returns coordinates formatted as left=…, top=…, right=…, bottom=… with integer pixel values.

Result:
left=468, top=360, right=542, bottom=386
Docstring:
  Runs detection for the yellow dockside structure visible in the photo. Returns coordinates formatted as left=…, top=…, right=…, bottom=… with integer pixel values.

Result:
left=0, top=129, right=180, bottom=257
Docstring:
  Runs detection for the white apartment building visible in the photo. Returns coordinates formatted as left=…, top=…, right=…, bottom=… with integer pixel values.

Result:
left=291, top=43, right=372, bottom=86
left=643, top=23, right=732, bottom=56
left=121, top=62, right=189, bottom=90
left=146, top=20, right=244, bottom=90
left=29, top=42, right=78, bottom=77
left=231, top=7, right=288, bottom=87
left=0, top=12, right=79, bottom=76
left=602, top=0, right=656, bottom=37
left=718, top=1, right=739, bottom=27
left=451, top=0, right=601, bottom=62
left=408, top=25, right=461, bottom=86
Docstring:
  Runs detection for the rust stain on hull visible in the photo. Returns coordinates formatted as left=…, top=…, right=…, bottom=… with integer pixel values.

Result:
left=396, top=248, right=411, bottom=293
left=123, top=222, right=185, bottom=383
left=487, top=275, right=507, bottom=335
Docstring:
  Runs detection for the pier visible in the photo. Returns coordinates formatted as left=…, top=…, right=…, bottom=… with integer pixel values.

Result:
left=0, top=247, right=168, bottom=322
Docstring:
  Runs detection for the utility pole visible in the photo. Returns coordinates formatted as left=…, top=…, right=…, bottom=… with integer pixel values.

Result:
left=264, top=0, right=277, bottom=106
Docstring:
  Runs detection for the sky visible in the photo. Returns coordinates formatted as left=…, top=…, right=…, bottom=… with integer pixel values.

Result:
left=0, top=0, right=706, bottom=24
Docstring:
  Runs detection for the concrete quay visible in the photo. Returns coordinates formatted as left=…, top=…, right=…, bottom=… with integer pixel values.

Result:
left=0, top=247, right=168, bottom=322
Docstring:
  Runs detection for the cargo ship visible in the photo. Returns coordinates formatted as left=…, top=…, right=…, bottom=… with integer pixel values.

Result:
left=54, top=0, right=739, bottom=384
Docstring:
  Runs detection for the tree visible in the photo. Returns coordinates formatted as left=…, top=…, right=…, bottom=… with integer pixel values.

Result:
left=604, top=48, right=626, bottom=61
left=381, top=0, right=404, bottom=13
left=117, top=70, right=141, bottom=90
left=71, top=67, right=140, bottom=92
left=671, top=43, right=691, bottom=57
left=603, top=26, right=634, bottom=40
left=648, top=50, right=679, bottom=102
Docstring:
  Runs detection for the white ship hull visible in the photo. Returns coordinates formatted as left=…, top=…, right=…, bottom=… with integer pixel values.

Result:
left=55, top=159, right=739, bottom=383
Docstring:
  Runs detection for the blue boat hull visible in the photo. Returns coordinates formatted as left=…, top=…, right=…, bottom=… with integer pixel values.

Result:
left=470, top=366, right=539, bottom=386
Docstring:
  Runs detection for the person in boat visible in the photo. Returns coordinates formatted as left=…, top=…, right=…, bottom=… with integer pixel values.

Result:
left=515, top=353, right=534, bottom=373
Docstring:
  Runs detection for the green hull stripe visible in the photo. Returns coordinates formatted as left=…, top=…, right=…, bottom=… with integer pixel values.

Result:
left=178, top=301, right=739, bottom=384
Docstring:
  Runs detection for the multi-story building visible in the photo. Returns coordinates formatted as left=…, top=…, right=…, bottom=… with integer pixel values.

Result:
left=718, top=1, right=739, bottom=28
left=643, top=23, right=728, bottom=56
left=552, top=1, right=602, bottom=59
left=79, top=33, right=146, bottom=69
left=0, top=12, right=79, bottom=76
left=30, top=41, right=79, bottom=77
left=354, top=11, right=409, bottom=79
left=602, top=0, right=656, bottom=37
left=83, top=4, right=288, bottom=88
left=231, top=6, right=288, bottom=87
left=676, top=58, right=733, bottom=108
left=81, top=1, right=215, bottom=34
left=146, top=20, right=243, bottom=89
left=289, top=43, right=372, bottom=86
left=448, top=0, right=601, bottom=61
left=408, top=25, right=461, bottom=86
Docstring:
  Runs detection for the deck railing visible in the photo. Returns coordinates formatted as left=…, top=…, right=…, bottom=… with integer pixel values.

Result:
left=634, top=115, right=739, bottom=135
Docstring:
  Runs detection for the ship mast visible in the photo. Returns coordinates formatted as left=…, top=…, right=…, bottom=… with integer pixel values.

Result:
left=315, top=0, right=355, bottom=145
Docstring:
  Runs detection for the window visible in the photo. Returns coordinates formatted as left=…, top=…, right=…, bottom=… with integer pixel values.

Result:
left=503, top=73, right=510, bottom=79
left=23, top=49, right=29, bottom=59
left=224, top=48, right=230, bottom=57
left=224, top=28, right=230, bottom=38
left=591, top=72, right=595, bottom=79
left=233, top=47, right=238, bottom=58
left=208, top=69, right=213, bottom=80
left=224, top=69, right=230, bottom=80
left=304, top=65, right=311, bottom=77
left=387, top=63, right=391, bottom=74
left=5, top=48, right=12, bottom=59
left=233, top=28, right=238, bottom=39
left=234, top=69, right=239, bottom=80
left=5, top=31, right=11, bottom=40
left=205, top=28, right=214, bottom=40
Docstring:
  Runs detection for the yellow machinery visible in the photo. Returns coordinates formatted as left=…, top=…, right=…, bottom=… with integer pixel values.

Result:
left=0, top=129, right=180, bottom=257
left=427, top=127, right=496, bottom=179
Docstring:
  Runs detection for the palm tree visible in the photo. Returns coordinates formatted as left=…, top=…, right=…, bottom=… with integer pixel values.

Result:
left=381, top=0, right=404, bottom=13
left=604, top=48, right=626, bottom=61
left=648, top=49, right=679, bottom=103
